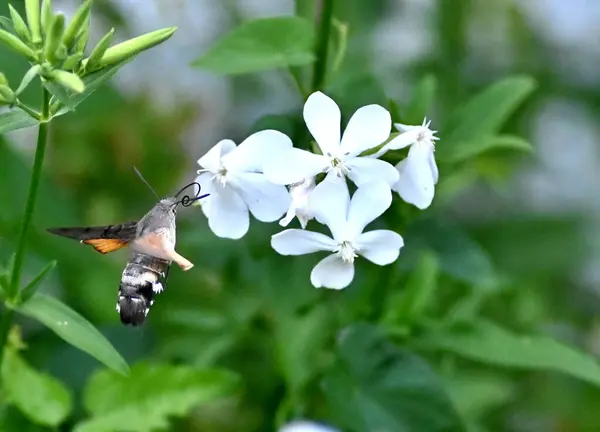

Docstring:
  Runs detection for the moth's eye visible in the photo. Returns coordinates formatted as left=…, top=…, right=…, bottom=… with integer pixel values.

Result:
left=172, top=207, right=177, bottom=214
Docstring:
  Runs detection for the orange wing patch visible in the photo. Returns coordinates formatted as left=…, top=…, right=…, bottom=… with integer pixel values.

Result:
left=82, top=238, right=129, bottom=254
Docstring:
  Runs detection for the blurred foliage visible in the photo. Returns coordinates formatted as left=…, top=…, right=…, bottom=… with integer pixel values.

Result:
left=0, top=0, right=598, bottom=431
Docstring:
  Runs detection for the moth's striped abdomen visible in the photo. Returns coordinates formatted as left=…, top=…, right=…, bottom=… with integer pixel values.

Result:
left=117, top=252, right=170, bottom=326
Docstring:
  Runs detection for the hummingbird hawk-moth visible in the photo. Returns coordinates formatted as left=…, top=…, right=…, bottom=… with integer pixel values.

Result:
left=47, top=171, right=208, bottom=326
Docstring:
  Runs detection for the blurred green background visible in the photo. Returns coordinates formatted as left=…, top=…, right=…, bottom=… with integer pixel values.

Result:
left=1, top=0, right=599, bottom=431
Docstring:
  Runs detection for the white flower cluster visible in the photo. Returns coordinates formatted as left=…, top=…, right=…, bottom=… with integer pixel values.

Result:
left=195, top=91, right=439, bottom=289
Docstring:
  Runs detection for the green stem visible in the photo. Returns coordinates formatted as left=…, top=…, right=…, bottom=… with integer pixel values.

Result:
left=15, top=99, right=41, bottom=120
left=311, top=0, right=334, bottom=91
left=0, top=88, right=50, bottom=365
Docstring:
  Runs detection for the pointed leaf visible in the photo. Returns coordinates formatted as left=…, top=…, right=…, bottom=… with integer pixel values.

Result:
left=16, top=293, right=129, bottom=376
left=323, top=323, right=465, bottom=432
left=192, top=16, right=316, bottom=75
left=74, top=363, right=239, bottom=432
left=19, top=260, right=56, bottom=303
left=419, top=320, right=600, bottom=387
left=2, top=349, right=72, bottom=426
left=443, top=76, right=536, bottom=144
left=0, top=110, right=39, bottom=134
left=438, top=134, right=533, bottom=164
left=0, top=16, right=16, bottom=35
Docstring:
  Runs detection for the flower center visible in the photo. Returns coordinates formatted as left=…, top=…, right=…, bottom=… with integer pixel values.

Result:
left=212, top=165, right=228, bottom=187
left=328, top=156, right=350, bottom=178
left=334, top=241, right=358, bottom=263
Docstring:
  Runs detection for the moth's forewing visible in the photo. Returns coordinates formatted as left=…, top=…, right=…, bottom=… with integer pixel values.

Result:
left=47, top=222, right=138, bottom=254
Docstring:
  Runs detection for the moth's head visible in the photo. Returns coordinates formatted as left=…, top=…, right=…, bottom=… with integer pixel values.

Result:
left=156, top=197, right=179, bottom=216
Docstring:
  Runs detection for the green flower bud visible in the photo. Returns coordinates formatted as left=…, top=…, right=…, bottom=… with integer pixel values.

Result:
left=25, top=0, right=41, bottom=44
left=98, top=26, right=176, bottom=67
left=44, top=13, right=64, bottom=63
left=0, top=73, right=7, bottom=85
left=0, top=28, right=36, bottom=60
left=48, top=69, right=84, bottom=93
left=8, top=5, right=32, bottom=43
left=15, top=65, right=41, bottom=95
left=62, top=0, right=92, bottom=50
left=83, top=27, right=113, bottom=72
left=40, top=0, right=52, bottom=36
left=0, top=84, right=15, bottom=104
left=62, top=52, right=82, bottom=70
left=74, top=24, right=89, bottom=54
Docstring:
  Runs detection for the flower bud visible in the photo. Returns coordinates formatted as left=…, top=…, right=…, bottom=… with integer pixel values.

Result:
left=74, top=24, right=89, bottom=54
left=0, top=73, right=7, bottom=85
left=83, top=27, right=113, bottom=72
left=0, top=28, right=36, bottom=60
left=0, top=85, right=15, bottom=105
left=48, top=69, right=84, bottom=93
left=98, top=26, right=176, bottom=67
left=62, top=52, right=82, bottom=70
left=44, top=13, right=64, bottom=64
left=25, top=0, right=42, bottom=44
left=8, top=5, right=32, bottom=43
left=62, top=0, right=92, bottom=50
left=40, top=0, right=53, bottom=36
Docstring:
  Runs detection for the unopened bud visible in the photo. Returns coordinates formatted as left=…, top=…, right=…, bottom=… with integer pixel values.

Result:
left=8, top=5, right=32, bottom=43
left=62, top=52, right=82, bottom=70
left=0, top=28, right=36, bottom=60
left=44, top=13, right=64, bottom=64
left=83, top=27, right=113, bottom=72
left=0, top=85, right=15, bottom=104
left=25, top=0, right=42, bottom=44
left=49, top=69, right=84, bottom=93
left=40, top=0, right=53, bottom=36
left=62, top=0, right=92, bottom=49
left=98, top=26, right=176, bottom=67
left=74, top=24, right=89, bottom=54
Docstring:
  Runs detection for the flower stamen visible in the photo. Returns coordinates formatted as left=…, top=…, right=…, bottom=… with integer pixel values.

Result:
left=334, top=241, right=358, bottom=263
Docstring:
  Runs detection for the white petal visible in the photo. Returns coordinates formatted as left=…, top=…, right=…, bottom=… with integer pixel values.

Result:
left=393, top=145, right=435, bottom=210
left=346, top=156, right=399, bottom=187
left=194, top=173, right=216, bottom=217
left=356, top=229, right=404, bottom=265
left=347, top=181, right=392, bottom=238
left=279, top=421, right=339, bottom=432
left=279, top=206, right=296, bottom=227
left=368, top=129, right=420, bottom=159
left=263, top=147, right=329, bottom=185
left=303, top=91, right=341, bottom=156
left=429, top=150, right=439, bottom=184
left=197, top=139, right=236, bottom=172
left=206, top=186, right=249, bottom=239
left=309, top=175, right=350, bottom=240
left=310, top=254, right=354, bottom=289
left=229, top=172, right=290, bottom=222
left=271, top=229, right=336, bottom=255
left=223, top=129, right=293, bottom=173
left=339, top=104, right=391, bottom=155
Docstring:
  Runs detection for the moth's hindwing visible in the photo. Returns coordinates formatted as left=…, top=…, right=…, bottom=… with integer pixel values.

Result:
left=117, top=252, right=171, bottom=326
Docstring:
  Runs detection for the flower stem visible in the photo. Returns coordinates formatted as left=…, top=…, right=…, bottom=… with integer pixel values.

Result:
left=311, top=0, right=334, bottom=91
left=0, top=87, right=50, bottom=364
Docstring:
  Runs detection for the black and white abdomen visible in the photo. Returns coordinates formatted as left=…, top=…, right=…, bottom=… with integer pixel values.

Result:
left=117, top=252, right=170, bottom=326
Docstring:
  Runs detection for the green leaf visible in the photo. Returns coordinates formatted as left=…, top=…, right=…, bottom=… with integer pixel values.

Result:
left=192, top=17, right=316, bottom=75
left=403, top=74, right=437, bottom=125
left=383, top=251, right=439, bottom=326
left=419, top=320, right=600, bottom=387
left=443, top=76, right=536, bottom=144
left=46, top=61, right=130, bottom=116
left=0, top=110, right=39, bottom=135
left=438, top=134, right=533, bottom=164
left=74, top=363, right=239, bottom=432
left=19, top=260, right=56, bottom=303
left=323, top=323, right=465, bottom=432
left=2, top=349, right=72, bottom=426
left=16, top=293, right=129, bottom=376
left=0, top=16, right=16, bottom=35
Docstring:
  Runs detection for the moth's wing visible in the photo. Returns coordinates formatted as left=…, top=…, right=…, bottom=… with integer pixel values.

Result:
left=47, top=221, right=138, bottom=254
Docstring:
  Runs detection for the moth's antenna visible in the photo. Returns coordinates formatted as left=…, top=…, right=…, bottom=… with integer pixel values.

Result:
left=133, top=166, right=160, bottom=200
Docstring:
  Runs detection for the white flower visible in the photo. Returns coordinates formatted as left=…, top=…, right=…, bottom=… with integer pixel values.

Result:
left=372, top=118, right=439, bottom=210
left=279, top=420, right=339, bottom=432
left=196, top=130, right=293, bottom=239
left=264, top=91, right=399, bottom=188
left=279, top=177, right=315, bottom=229
left=271, top=179, right=404, bottom=290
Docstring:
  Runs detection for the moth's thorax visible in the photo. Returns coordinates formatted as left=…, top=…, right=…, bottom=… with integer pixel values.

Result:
left=117, top=252, right=170, bottom=326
